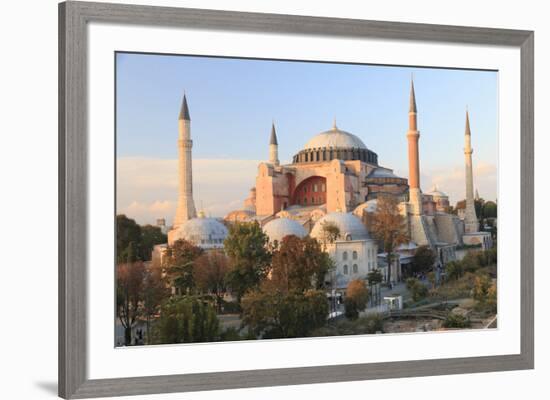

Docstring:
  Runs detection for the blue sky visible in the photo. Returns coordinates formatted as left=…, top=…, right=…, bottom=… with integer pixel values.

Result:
left=116, top=52, right=497, bottom=224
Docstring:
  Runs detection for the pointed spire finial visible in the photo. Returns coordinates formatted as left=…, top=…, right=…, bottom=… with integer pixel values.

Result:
left=409, top=76, right=417, bottom=113
left=178, top=93, right=191, bottom=121
left=332, top=117, right=338, bottom=131
left=465, top=109, right=471, bottom=136
left=269, top=121, right=278, bottom=145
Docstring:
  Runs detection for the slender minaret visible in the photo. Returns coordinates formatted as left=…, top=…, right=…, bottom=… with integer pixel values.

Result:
left=463, top=110, right=479, bottom=233
left=407, top=78, right=422, bottom=215
left=269, top=122, right=279, bottom=166
left=173, top=94, right=197, bottom=229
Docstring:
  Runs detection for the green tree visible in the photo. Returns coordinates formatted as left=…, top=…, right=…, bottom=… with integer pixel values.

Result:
left=142, top=266, right=168, bottom=344
left=116, top=260, right=146, bottom=345
left=269, top=235, right=331, bottom=292
left=370, top=195, right=409, bottom=284
left=163, top=239, right=204, bottom=295
left=367, top=269, right=383, bottom=285
left=224, top=222, right=271, bottom=303
left=367, top=269, right=383, bottom=306
left=410, top=245, right=436, bottom=275
left=140, top=224, right=167, bottom=261
left=482, top=201, right=497, bottom=219
left=116, top=214, right=142, bottom=263
left=154, top=295, right=219, bottom=344
left=241, top=289, right=328, bottom=338
left=344, top=279, right=369, bottom=320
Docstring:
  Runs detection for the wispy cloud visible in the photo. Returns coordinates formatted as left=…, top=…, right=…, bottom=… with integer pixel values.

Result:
left=423, top=162, right=497, bottom=204
left=117, top=157, right=260, bottom=225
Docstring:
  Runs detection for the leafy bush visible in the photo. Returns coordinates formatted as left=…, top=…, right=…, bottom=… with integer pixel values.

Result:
left=344, top=280, right=369, bottom=320
left=406, top=278, right=429, bottom=302
left=443, top=313, right=471, bottom=329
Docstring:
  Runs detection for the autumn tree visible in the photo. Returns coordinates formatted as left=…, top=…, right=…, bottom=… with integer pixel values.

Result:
left=370, top=195, right=409, bottom=284
left=344, top=279, right=369, bottom=320
left=116, top=260, right=146, bottom=345
left=163, top=239, right=203, bottom=295
left=269, top=235, right=332, bottom=293
left=224, top=222, right=271, bottom=303
left=319, top=221, right=340, bottom=250
left=154, top=295, right=219, bottom=344
left=194, top=250, right=230, bottom=312
left=410, top=245, right=436, bottom=275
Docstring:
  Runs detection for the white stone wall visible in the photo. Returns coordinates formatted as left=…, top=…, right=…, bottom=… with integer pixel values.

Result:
left=325, top=239, right=377, bottom=289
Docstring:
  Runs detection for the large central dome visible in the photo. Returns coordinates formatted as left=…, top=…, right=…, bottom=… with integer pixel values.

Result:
left=304, top=126, right=367, bottom=150
left=292, top=122, right=378, bottom=165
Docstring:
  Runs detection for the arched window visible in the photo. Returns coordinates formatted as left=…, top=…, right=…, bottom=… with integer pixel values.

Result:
left=352, top=251, right=358, bottom=260
left=342, top=251, right=348, bottom=261
left=343, top=265, right=349, bottom=275
left=345, top=234, right=352, bottom=241
left=352, top=264, right=358, bottom=274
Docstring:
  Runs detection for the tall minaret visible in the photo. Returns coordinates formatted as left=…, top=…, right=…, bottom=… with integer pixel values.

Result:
left=173, top=94, right=197, bottom=229
left=407, top=78, right=422, bottom=215
left=269, top=122, right=279, bottom=166
left=463, top=110, right=479, bottom=233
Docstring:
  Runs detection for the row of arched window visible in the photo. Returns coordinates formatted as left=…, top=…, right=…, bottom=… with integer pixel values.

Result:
left=342, top=250, right=358, bottom=261
left=292, top=148, right=378, bottom=164
left=343, top=264, right=359, bottom=275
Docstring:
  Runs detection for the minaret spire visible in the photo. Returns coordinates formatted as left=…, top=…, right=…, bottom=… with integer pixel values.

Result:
left=179, top=93, right=191, bottom=121
left=407, top=77, right=422, bottom=214
left=268, top=121, right=280, bottom=166
left=173, top=93, right=197, bottom=229
left=463, top=109, right=479, bottom=233
left=409, top=78, right=417, bottom=113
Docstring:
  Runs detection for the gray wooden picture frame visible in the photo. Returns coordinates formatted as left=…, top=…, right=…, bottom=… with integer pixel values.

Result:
left=59, top=1, right=534, bottom=398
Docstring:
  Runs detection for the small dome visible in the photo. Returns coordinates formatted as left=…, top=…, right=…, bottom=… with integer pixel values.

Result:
left=303, top=125, right=367, bottom=150
left=311, top=211, right=370, bottom=241
left=171, top=215, right=228, bottom=249
left=263, top=218, right=307, bottom=243
left=427, top=186, right=448, bottom=198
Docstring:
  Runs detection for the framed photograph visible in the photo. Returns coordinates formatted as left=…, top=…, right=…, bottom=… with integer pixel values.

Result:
left=59, top=1, right=534, bottom=398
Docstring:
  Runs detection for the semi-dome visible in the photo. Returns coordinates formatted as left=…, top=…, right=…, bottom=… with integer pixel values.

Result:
left=170, top=213, right=228, bottom=249
left=263, top=217, right=307, bottom=243
left=303, top=126, right=367, bottom=150
left=310, top=211, right=370, bottom=241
